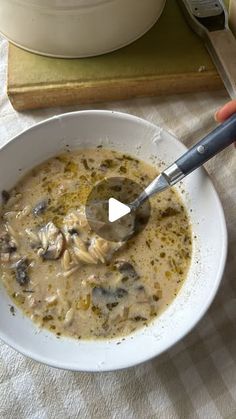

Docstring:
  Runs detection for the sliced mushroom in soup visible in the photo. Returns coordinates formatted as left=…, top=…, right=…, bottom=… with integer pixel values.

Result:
left=0, top=148, right=192, bottom=339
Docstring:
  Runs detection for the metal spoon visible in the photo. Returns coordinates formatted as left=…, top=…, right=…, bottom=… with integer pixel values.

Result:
left=130, top=113, right=236, bottom=211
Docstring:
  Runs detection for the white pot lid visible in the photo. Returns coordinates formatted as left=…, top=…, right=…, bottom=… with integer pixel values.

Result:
left=14, top=0, right=113, bottom=9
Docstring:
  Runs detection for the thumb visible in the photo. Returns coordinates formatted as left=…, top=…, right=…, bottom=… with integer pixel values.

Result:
left=215, top=100, right=236, bottom=122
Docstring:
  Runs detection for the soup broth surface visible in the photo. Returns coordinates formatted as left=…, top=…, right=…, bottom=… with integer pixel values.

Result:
left=0, top=148, right=192, bottom=339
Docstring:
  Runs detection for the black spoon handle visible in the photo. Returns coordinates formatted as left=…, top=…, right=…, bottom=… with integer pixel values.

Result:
left=134, top=113, right=236, bottom=208
left=175, top=113, right=236, bottom=177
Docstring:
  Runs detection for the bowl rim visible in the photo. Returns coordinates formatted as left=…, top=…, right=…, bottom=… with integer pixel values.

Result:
left=0, top=110, right=228, bottom=371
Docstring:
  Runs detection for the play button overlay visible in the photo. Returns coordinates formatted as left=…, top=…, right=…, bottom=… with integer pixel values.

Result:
left=108, top=198, right=131, bottom=223
left=85, top=177, right=150, bottom=242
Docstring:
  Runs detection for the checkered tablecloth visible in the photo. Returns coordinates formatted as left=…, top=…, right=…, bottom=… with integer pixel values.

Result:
left=0, top=35, right=236, bottom=419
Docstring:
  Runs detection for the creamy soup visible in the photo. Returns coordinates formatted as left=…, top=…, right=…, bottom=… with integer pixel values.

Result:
left=0, top=148, right=192, bottom=340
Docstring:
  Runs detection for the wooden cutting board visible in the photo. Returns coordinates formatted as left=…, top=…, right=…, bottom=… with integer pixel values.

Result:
left=7, top=0, right=225, bottom=111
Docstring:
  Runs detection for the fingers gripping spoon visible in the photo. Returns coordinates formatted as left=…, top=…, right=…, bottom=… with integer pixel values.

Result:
left=177, top=0, right=236, bottom=99
left=130, top=114, right=236, bottom=210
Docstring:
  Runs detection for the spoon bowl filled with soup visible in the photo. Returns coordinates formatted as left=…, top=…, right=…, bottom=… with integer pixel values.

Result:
left=0, top=111, right=227, bottom=371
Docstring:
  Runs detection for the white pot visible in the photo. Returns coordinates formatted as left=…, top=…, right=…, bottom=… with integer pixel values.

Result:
left=0, top=0, right=166, bottom=57
left=0, top=111, right=227, bottom=371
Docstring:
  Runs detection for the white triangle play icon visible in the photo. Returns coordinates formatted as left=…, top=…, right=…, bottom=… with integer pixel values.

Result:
left=108, top=198, right=131, bottom=223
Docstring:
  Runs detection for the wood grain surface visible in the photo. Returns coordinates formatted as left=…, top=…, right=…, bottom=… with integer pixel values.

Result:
left=7, top=0, right=224, bottom=111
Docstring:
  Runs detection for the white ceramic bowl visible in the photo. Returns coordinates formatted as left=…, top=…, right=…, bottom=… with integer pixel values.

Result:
left=0, top=111, right=227, bottom=371
left=0, top=0, right=166, bottom=58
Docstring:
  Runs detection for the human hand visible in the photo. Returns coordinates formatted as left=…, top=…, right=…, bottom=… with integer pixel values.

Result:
left=215, top=100, right=236, bottom=146
left=215, top=100, right=236, bottom=123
